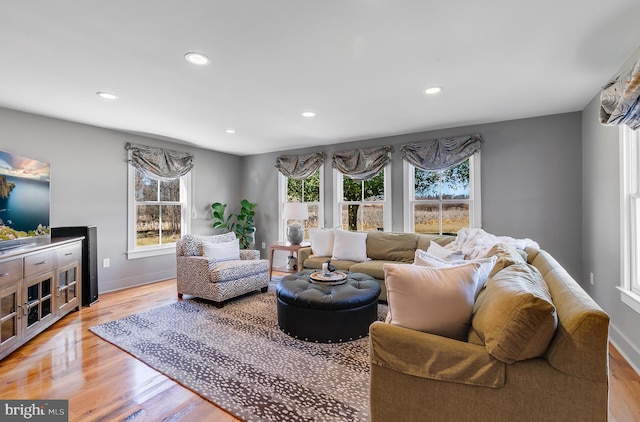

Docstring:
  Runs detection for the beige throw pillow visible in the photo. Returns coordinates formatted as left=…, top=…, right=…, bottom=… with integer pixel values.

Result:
left=384, top=262, right=485, bottom=341
left=470, top=263, right=558, bottom=363
left=485, top=243, right=527, bottom=278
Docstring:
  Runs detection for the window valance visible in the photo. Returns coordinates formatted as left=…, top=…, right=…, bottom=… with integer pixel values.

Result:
left=332, top=145, right=393, bottom=180
left=274, top=152, right=326, bottom=179
left=600, top=57, right=640, bottom=130
left=401, top=133, right=483, bottom=171
left=125, top=142, right=194, bottom=180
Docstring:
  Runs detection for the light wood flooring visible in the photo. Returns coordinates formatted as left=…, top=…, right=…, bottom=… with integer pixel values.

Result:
left=0, top=277, right=639, bottom=422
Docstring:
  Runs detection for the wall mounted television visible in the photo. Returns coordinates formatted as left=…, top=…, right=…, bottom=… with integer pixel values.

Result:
left=0, top=150, right=50, bottom=251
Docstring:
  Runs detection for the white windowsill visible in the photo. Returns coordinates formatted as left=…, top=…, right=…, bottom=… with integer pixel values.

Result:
left=127, top=245, right=176, bottom=260
left=618, top=286, right=640, bottom=315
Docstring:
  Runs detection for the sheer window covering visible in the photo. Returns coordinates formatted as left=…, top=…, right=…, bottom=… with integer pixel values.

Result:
left=401, top=133, right=483, bottom=171
left=125, top=142, right=194, bottom=180
left=332, top=145, right=393, bottom=180
left=274, top=152, right=326, bottom=179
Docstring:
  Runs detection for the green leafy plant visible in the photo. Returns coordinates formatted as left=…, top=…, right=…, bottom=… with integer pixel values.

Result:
left=210, top=199, right=257, bottom=249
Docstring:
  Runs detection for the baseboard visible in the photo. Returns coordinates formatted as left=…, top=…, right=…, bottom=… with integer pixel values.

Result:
left=100, top=269, right=176, bottom=293
left=609, top=322, right=640, bottom=377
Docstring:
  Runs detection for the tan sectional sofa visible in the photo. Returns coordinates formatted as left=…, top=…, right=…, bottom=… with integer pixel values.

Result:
left=297, top=231, right=455, bottom=301
left=369, top=247, right=610, bottom=422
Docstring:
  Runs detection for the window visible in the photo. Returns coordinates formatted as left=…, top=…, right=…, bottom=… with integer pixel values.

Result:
left=278, top=168, right=323, bottom=240
left=620, top=125, right=640, bottom=312
left=334, top=167, right=391, bottom=231
left=127, top=168, right=191, bottom=259
left=403, top=155, right=481, bottom=234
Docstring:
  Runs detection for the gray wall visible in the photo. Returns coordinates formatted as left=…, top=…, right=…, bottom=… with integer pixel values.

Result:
left=0, top=106, right=243, bottom=292
left=244, top=112, right=583, bottom=279
left=582, top=93, right=640, bottom=371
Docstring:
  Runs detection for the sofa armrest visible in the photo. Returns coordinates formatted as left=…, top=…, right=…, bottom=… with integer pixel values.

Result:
left=369, top=321, right=505, bottom=388
left=240, top=249, right=260, bottom=260
left=177, top=255, right=217, bottom=293
left=298, top=247, right=312, bottom=268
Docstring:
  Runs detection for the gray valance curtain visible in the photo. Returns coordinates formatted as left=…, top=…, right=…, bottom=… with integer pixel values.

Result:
left=274, top=152, right=326, bottom=179
left=401, top=133, right=483, bottom=171
left=332, top=145, right=393, bottom=180
left=125, top=142, right=194, bottom=180
left=600, top=57, right=640, bottom=130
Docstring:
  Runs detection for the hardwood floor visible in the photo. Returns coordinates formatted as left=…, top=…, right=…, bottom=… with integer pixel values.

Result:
left=0, top=277, right=639, bottom=421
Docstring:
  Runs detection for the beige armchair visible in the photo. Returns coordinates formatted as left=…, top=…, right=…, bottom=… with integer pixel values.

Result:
left=176, top=233, right=269, bottom=307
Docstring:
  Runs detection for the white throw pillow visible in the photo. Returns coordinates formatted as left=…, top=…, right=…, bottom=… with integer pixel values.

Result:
left=427, top=241, right=465, bottom=261
left=414, top=249, right=497, bottom=297
left=309, top=228, right=335, bottom=256
left=332, top=230, right=368, bottom=262
left=202, top=239, right=240, bottom=262
left=384, top=262, right=486, bottom=341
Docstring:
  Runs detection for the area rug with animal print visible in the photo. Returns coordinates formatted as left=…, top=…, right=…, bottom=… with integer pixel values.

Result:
left=90, top=284, right=387, bottom=422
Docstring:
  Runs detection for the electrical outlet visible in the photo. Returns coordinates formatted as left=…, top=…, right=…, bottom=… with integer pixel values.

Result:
left=262, top=242, right=266, bottom=249
left=590, top=272, right=594, bottom=285
left=103, top=258, right=110, bottom=268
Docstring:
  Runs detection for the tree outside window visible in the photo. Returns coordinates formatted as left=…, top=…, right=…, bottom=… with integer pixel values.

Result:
left=411, top=159, right=472, bottom=235
left=285, top=169, right=321, bottom=238
left=338, top=170, right=387, bottom=231
left=134, top=169, right=183, bottom=247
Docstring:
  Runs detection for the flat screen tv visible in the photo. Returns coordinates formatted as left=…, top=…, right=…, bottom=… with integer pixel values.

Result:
left=0, top=150, right=50, bottom=251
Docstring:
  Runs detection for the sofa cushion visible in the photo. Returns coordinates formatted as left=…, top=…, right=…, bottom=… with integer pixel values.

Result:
left=302, top=256, right=355, bottom=271
left=209, top=259, right=270, bottom=283
left=182, top=232, right=236, bottom=256
left=485, top=243, right=527, bottom=278
left=416, top=234, right=455, bottom=251
left=309, top=228, right=335, bottom=256
left=350, top=260, right=410, bottom=280
left=469, top=263, right=558, bottom=363
left=366, top=231, right=418, bottom=262
left=384, top=262, right=486, bottom=341
left=332, top=230, right=368, bottom=262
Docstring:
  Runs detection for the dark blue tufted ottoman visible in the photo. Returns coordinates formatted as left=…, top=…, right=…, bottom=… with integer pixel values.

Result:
left=276, top=271, right=381, bottom=343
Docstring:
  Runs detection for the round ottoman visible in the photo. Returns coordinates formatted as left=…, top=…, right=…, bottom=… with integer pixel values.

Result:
left=276, top=271, right=381, bottom=343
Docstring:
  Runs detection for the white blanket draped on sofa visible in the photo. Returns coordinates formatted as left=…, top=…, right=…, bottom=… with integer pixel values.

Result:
left=444, top=228, right=539, bottom=260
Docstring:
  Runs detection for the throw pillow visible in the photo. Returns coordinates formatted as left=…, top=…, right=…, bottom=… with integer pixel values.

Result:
left=427, top=241, right=465, bottom=261
left=413, top=249, right=497, bottom=297
left=485, top=243, right=527, bottom=278
left=332, top=230, right=368, bottom=262
left=202, top=239, right=240, bottom=262
left=309, top=228, right=335, bottom=256
left=470, top=263, right=558, bottom=363
left=384, top=262, right=485, bottom=341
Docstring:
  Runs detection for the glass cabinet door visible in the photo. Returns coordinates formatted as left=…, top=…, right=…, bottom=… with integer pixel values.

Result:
left=0, top=283, right=21, bottom=356
left=56, top=263, right=80, bottom=315
left=23, top=273, right=54, bottom=338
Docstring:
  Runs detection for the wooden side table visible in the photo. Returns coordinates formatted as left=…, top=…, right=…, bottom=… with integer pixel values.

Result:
left=268, top=241, right=311, bottom=279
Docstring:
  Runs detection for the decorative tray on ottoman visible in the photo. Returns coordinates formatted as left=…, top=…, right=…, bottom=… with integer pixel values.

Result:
left=310, top=271, right=348, bottom=285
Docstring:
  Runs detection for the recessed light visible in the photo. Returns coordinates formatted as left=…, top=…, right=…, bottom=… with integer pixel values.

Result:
left=225, top=129, right=236, bottom=134
left=184, top=52, right=210, bottom=65
left=424, top=86, right=442, bottom=95
left=302, top=111, right=316, bottom=117
left=96, top=92, right=118, bottom=100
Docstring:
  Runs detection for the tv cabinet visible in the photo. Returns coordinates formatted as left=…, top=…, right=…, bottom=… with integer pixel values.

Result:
left=0, top=237, right=83, bottom=361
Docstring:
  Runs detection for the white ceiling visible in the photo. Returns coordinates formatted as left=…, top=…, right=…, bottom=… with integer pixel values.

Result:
left=1, top=1, right=639, bottom=156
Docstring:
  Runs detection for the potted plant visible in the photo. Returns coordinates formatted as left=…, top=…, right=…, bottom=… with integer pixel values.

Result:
left=211, top=199, right=257, bottom=249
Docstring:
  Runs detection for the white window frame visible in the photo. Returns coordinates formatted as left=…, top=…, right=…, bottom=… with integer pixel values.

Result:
left=277, top=167, right=324, bottom=241
left=403, top=153, right=481, bottom=233
left=619, top=125, right=640, bottom=313
left=127, top=166, right=192, bottom=259
left=333, top=165, right=392, bottom=232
